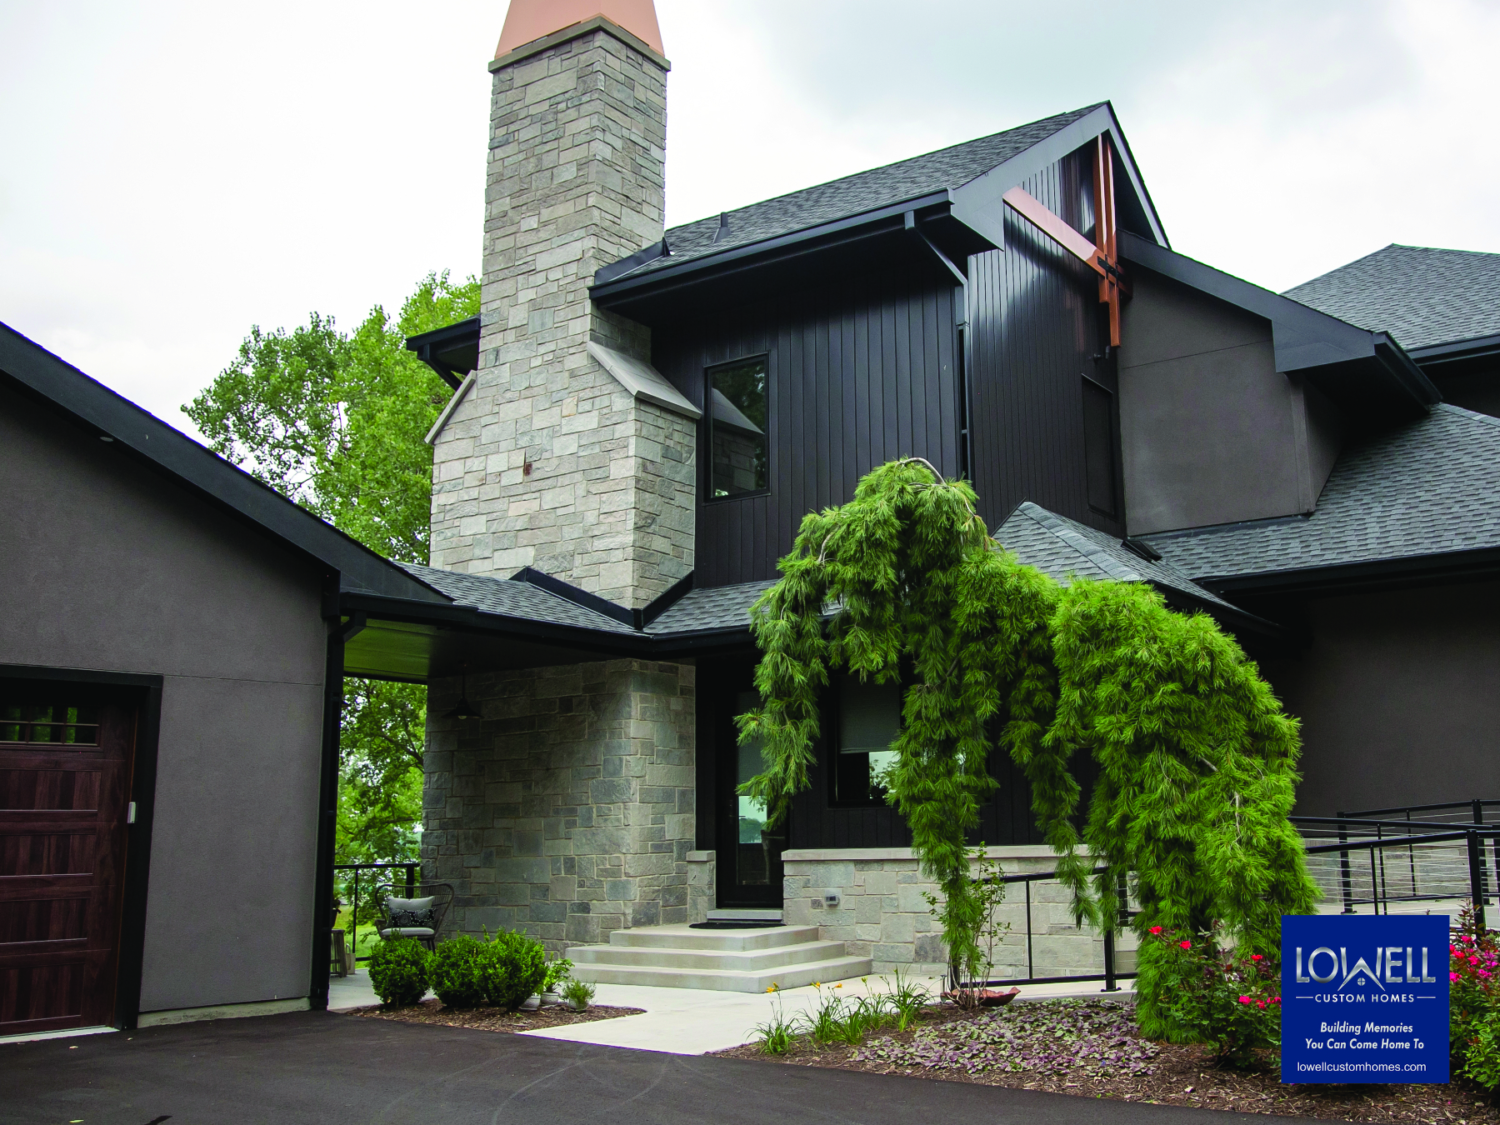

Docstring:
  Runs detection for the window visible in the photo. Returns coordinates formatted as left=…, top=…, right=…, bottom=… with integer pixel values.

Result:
left=734, top=690, right=772, bottom=884
left=0, top=701, right=99, bottom=745
left=1081, top=375, right=1118, bottom=517
left=831, top=677, right=901, bottom=806
left=707, top=357, right=768, bottom=498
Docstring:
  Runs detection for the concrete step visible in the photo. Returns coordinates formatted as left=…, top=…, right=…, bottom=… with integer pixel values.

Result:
left=706, top=908, right=782, bottom=922
left=569, top=952, right=874, bottom=993
left=570, top=938, right=852, bottom=973
left=605, top=924, right=820, bottom=952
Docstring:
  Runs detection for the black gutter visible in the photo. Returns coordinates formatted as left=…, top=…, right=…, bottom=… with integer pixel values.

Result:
left=339, top=591, right=650, bottom=657
left=405, top=316, right=480, bottom=390
left=1372, top=334, right=1443, bottom=407
left=1193, top=546, right=1500, bottom=599
left=1408, top=332, right=1500, bottom=367
left=1149, top=584, right=1286, bottom=642
left=590, top=191, right=957, bottom=303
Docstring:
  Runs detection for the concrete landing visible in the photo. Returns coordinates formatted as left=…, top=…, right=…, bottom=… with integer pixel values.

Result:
left=568, top=923, right=872, bottom=991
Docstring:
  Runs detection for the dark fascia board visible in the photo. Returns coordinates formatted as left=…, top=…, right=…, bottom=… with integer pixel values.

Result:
left=405, top=316, right=481, bottom=389
left=1119, top=234, right=1441, bottom=412
left=0, top=321, right=448, bottom=607
left=1194, top=546, right=1500, bottom=599
left=340, top=591, right=648, bottom=657
left=951, top=102, right=1169, bottom=251
left=590, top=191, right=958, bottom=302
left=509, top=566, right=695, bottom=631
left=1149, top=583, right=1286, bottom=642
left=1119, top=232, right=1382, bottom=371
left=1409, top=332, right=1500, bottom=368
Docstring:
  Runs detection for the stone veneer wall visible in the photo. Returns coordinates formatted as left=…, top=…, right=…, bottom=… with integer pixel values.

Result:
left=782, top=847, right=1138, bottom=979
left=429, top=25, right=694, bottom=608
left=423, top=659, right=699, bottom=953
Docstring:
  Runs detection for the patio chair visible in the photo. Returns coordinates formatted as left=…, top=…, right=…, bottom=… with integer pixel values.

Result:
left=375, top=882, right=454, bottom=951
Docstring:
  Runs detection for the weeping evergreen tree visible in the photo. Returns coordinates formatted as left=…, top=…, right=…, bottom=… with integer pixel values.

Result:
left=738, top=459, right=1317, bottom=1035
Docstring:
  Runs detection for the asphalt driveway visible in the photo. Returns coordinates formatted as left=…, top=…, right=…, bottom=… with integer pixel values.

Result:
left=1, top=1010, right=1316, bottom=1125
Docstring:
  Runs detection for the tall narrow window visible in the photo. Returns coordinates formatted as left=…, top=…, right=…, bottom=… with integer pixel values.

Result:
left=1081, top=375, right=1118, bottom=517
left=831, top=677, right=901, bottom=806
left=734, top=689, right=771, bottom=885
left=707, top=357, right=768, bottom=498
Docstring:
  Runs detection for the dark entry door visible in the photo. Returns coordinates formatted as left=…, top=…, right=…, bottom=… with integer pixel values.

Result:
left=0, top=693, right=134, bottom=1034
left=715, top=682, right=785, bottom=909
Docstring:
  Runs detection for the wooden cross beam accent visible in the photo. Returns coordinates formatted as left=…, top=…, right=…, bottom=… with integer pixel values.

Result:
left=1002, top=135, right=1128, bottom=346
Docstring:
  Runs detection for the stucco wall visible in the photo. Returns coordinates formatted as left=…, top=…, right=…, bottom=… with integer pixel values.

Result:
left=1118, top=268, right=1339, bottom=535
left=1260, top=580, right=1500, bottom=816
left=0, top=385, right=327, bottom=1013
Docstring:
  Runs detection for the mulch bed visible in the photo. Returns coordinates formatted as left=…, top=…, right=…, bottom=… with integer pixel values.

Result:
left=711, top=998, right=1497, bottom=1124
left=350, top=998, right=644, bottom=1033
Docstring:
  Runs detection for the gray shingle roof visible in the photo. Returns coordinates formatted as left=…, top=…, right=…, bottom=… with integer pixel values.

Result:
left=646, top=580, right=776, bottom=636
left=995, top=502, right=1236, bottom=610
left=398, top=563, right=639, bottom=635
left=1284, top=245, right=1500, bottom=351
left=1144, top=405, right=1500, bottom=580
left=623, top=105, right=1103, bottom=279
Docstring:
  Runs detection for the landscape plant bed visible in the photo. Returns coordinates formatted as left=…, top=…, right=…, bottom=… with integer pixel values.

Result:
left=712, top=997, right=1499, bottom=1124
left=351, top=998, right=644, bottom=1034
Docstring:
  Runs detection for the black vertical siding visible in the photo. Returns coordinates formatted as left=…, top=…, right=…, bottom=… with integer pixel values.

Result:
left=654, top=270, right=961, bottom=587
left=967, top=146, right=1125, bottom=538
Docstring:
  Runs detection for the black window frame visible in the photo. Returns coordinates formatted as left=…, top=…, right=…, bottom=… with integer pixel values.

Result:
left=824, top=674, right=903, bottom=809
left=1080, top=371, right=1119, bottom=519
left=703, top=353, right=772, bottom=504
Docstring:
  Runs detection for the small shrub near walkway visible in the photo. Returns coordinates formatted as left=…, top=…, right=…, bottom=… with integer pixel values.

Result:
left=716, top=996, right=1500, bottom=1124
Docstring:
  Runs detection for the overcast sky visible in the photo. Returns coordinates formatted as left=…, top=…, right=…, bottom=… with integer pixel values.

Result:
left=3, top=0, right=1496, bottom=435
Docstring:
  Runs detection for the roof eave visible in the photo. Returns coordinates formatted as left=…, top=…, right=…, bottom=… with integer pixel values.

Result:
left=0, top=322, right=447, bottom=607
left=590, top=191, right=958, bottom=303
left=1192, top=546, right=1500, bottom=598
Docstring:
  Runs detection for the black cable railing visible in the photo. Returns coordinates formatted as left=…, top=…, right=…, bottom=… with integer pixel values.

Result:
left=333, top=861, right=419, bottom=963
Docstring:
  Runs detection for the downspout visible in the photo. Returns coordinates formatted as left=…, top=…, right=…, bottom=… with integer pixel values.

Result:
left=308, top=612, right=346, bottom=1010
left=903, top=211, right=972, bottom=480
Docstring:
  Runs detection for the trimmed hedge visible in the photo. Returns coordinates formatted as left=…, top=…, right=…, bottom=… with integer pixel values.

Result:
left=367, top=935, right=428, bottom=1007
left=428, top=934, right=487, bottom=1009
left=480, top=930, right=548, bottom=1010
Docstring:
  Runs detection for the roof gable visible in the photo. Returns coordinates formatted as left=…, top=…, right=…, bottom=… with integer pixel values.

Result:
left=0, top=322, right=445, bottom=605
left=1284, top=244, right=1500, bottom=352
left=594, top=102, right=1167, bottom=296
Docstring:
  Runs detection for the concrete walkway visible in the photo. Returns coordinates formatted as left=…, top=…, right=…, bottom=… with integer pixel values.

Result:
left=1, top=1008, right=1308, bottom=1125
left=329, top=967, right=1134, bottom=1054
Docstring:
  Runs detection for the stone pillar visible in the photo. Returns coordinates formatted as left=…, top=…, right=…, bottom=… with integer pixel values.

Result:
left=429, top=19, right=694, bottom=609
left=423, top=660, right=696, bottom=952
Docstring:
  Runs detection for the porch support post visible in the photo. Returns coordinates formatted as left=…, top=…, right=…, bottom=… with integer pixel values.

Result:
left=309, top=626, right=345, bottom=1010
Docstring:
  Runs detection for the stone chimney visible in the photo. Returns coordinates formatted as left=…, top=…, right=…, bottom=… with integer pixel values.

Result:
left=428, top=0, right=697, bottom=609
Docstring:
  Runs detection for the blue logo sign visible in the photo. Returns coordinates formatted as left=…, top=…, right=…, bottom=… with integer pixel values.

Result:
left=1282, top=914, right=1448, bottom=1083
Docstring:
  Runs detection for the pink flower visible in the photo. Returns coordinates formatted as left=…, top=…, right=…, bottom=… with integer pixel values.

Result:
left=1180, top=940, right=1192, bottom=950
left=1452, top=972, right=1462, bottom=983
left=1149, top=926, right=1163, bottom=935
left=1238, top=995, right=1252, bottom=1004
left=1250, top=954, right=1263, bottom=962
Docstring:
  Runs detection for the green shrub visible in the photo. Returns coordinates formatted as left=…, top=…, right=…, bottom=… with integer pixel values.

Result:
left=542, top=957, right=573, bottom=994
left=367, top=935, right=428, bottom=1007
left=560, top=977, right=596, bottom=1010
left=428, top=935, right=487, bottom=1009
left=1146, top=926, right=1280, bottom=1067
left=478, top=929, right=548, bottom=1010
left=1450, top=903, right=1500, bottom=1092
left=753, top=997, right=797, bottom=1054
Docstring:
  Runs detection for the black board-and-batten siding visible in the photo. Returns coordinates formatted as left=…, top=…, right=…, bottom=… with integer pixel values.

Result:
left=652, top=145, right=1126, bottom=587
left=652, top=270, right=963, bottom=588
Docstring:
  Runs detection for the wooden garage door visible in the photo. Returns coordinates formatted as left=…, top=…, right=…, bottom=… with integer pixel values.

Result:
left=0, top=695, right=134, bottom=1034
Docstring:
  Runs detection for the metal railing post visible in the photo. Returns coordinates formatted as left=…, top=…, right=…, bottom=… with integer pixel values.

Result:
left=1102, top=930, right=1118, bottom=992
left=1337, top=813, right=1354, bottom=914
left=1024, top=881, right=1034, bottom=982
left=405, top=863, right=415, bottom=899
left=1469, top=830, right=1488, bottom=931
